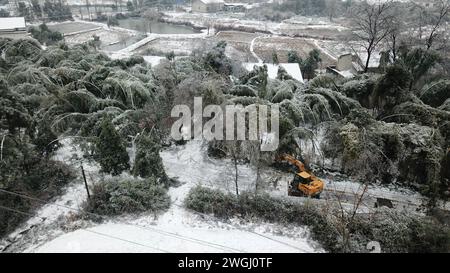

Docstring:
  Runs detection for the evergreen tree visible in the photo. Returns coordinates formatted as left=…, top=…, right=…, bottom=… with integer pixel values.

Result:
left=287, top=50, right=302, bottom=64
left=301, top=49, right=321, bottom=80
left=272, top=50, right=279, bottom=64
left=132, top=133, right=168, bottom=184
left=95, top=118, right=130, bottom=176
left=31, top=0, right=42, bottom=18
left=126, top=1, right=134, bottom=11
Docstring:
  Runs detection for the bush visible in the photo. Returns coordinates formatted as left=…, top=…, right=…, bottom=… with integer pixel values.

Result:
left=85, top=177, right=170, bottom=216
left=132, top=133, right=168, bottom=184
left=0, top=160, right=75, bottom=237
left=420, top=80, right=450, bottom=108
left=185, top=186, right=450, bottom=253
left=94, top=118, right=130, bottom=176
left=29, top=24, right=63, bottom=46
left=185, top=186, right=341, bottom=251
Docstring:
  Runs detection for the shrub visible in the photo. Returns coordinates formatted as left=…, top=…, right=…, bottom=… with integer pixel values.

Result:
left=29, top=24, right=63, bottom=46
left=420, top=80, right=450, bottom=108
left=132, top=134, right=168, bottom=184
left=185, top=186, right=450, bottom=253
left=94, top=118, right=130, bottom=176
left=185, top=186, right=340, bottom=251
left=85, top=177, right=170, bottom=216
left=185, top=186, right=238, bottom=218
left=0, top=160, right=75, bottom=237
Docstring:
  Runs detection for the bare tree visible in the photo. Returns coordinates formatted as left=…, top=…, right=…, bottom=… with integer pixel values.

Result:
left=326, top=182, right=371, bottom=252
left=325, top=0, right=338, bottom=22
left=86, top=0, right=92, bottom=21
left=425, top=0, right=450, bottom=50
left=386, top=3, right=406, bottom=62
left=351, top=1, right=395, bottom=72
left=225, top=141, right=240, bottom=197
left=143, top=8, right=162, bottom=33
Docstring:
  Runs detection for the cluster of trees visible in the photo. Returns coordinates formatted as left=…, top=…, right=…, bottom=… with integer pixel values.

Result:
left=0, top=35, right=233, bottom=230
left=16, top=0, right=73, bottom=22
left=351, top=0, right=450, bottom=73
left=29, top=24, right=63, bottom=46
left=0, top=0, right=8, bottom=16
left=286, top=49, right=322, bottom=80
left=0, top=37, right=169, bottom=233
left=1, top=7, right=449, bottom=235
left=0, top=38, right=75, bottom=236
left=249, top=0, right=353, bottom=21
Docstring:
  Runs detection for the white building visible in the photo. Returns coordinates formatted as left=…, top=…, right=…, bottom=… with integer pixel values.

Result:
left=243, top=62, right=304, bottom=83
left=0, top=17, right=28, bottom=39
left=192, top=0, right=225, bottom=13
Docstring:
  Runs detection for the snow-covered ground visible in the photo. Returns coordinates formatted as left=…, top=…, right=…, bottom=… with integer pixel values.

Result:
left=2, top=134, right=444, bottom=252
left=162, top=12, right=351, bottom=39
left=1, top=140, right=323, bottom=253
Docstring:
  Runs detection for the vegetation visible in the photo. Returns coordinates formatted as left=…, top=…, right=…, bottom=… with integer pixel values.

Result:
left=94, top=118, right=130, bottom=176
left=85, top=177, right=170, bottom=216
left=186, top=186, right=450, bottom=253
left=29, top=24, right=63, bottom=46
left=0, top=2, right=449, bottom=250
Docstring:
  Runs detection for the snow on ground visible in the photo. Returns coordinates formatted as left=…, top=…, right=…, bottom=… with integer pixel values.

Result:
left=163, top=12, right=351, bottom=39
left=3, top=135, right=440, bottom=253
left=3, top=140, right=322, bottom=253
left=0, top=139, right=97, bottom=252
left=36, top=221, right=316, bottom=253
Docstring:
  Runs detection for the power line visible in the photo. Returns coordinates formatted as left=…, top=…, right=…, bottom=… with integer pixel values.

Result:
left=0, top=205, right=36, bottom=218
left=173, top=203, right=314, bottom=253
left=0, top=204, right=170, bottom=253
left=0, top=188, right=244, bottom=253
left=81, top=229, right=170, bottom=253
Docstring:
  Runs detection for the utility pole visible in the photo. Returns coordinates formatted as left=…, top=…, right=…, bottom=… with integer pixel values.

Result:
left=80, top=163, right=91, bottom=199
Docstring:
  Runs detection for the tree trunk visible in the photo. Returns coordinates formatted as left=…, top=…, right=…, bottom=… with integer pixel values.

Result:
left=233, top=156, right=239, bottom=197
left=255, top=160, right=261, bottom=194
left=392, top=35, right=397, bottom=61
left=364, top=50, right=371, bottom=73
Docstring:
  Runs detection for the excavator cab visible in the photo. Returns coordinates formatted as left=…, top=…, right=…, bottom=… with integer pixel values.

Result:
left=297, top=171, right=312, bottom=184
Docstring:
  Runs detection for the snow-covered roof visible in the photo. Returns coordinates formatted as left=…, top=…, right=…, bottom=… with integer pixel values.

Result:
left=0, top=17, right=26, bottom=31
left=243, top=63, right=304, bottom=83
left=199, top=0, right=224, bottom=4
left=143, top=55, right=165, bottom=67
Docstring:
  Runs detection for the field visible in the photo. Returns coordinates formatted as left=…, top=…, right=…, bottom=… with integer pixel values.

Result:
left=47, top=21, right=100, bottom=34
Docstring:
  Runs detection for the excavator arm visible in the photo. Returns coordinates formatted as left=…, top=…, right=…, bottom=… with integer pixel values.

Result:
left=278, top=154, right=324, bottom=198
left=279, top=154, right=306, bottom=173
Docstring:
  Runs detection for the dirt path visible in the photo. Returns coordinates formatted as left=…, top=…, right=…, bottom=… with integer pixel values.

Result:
left=250, top=36, right=263, bottom=63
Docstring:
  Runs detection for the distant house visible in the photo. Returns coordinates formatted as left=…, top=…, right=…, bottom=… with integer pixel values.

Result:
left=192, top=0, right=224, bottom=13
left=0, top=17, right=28, bottom=39
left=243, top=62, right=304, bottom=83
left=325, top=52, right=384, bottom=79
left=326, top=53, right=360, bottom=79
left=224, top=3, right=247, bottom=12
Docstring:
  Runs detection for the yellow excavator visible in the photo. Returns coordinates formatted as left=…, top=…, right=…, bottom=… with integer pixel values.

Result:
left=278, top=154, right=324, bottom=198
